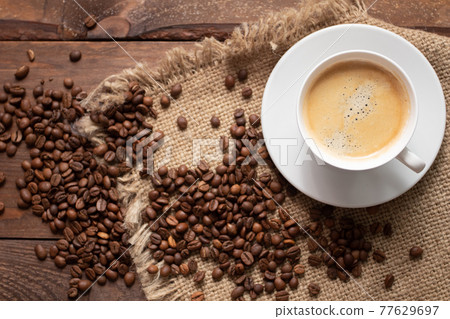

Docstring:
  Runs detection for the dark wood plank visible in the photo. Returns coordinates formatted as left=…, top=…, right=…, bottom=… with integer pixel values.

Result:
left=0, top=239, right=146, bottom=300
left=0, top=41, right=195, bottom=239
left=0, top=0, right=447, bottom=40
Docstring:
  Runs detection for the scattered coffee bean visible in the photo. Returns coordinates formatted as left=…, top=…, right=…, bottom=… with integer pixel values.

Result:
left=210, top=116, right=220, bottom=128
left=308, top=283, right=320, bottom=296
left=6, top=144, right=17, bottom=157
left=124, top=272, right=136, bottom=287
left=147, top=264, right=159, bottom=274
left=241, top=87, right=252, bottom=98
left=34, top=244, right=47, bottom=260
left=383, top=223, right=393, bottom=236
left=170, top=83, right=182, bottom=98
left=212, top=267, right=224, bottom=280
left=177, top=116, right=188, bottom=130
left=191, top=291, right=205, bottom=301
left=69, top=50, right=82, bottom=62
left=275, top=290, right=289, bottom=301
left=409, top=246, right=423, bottom=258
left=84, top=15, right=97, bottom=29
left=237, top=69, right=248, bottom=81
left=193, top=270, right=206, bottom=283
left=15, top=65, right=30, bottom=80
left=308, top=255, right=322, bottom=267
left=384, top=274, right=394, bottom=289
left=249, top=114, right=260, bottom=127
left=67, top=287, right=78, bottom=299
left=27, top=49, right=35, bottom=62
left=289, top=277, right=299, bottom=289
left=225, top=75, right=235, bottom=89
left=366, top=205, right=380, bottom=214
left=231, top=286, right=244, bottom=300
left=274, top=277, right=286, bottom=291
left=293, top=264, right=305, bottom=276
left=0, top=201, right=4, bottom=215
left=160, top=264, right=171, bottom=277
left=373, top=249, right=386, bottom=263
left=160, top=94, right=170, bottom=108
left=63, top=78, right=74, bottom=89
left=78, top=279, right=92, bottom=292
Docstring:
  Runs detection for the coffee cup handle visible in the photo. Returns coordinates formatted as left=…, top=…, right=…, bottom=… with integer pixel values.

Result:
left=396, top=148, right=426, bottom=173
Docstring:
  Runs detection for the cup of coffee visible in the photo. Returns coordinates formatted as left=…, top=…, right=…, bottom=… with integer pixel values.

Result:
left=297, top=50, right=425, bottom=173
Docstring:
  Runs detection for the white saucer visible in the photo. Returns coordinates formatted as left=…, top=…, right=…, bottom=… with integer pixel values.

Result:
left=261, top=24, right=446, bottom=208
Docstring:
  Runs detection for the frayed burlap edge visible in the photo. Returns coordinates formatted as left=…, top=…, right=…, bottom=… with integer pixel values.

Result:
left=75, top=0, right=373, bottom=300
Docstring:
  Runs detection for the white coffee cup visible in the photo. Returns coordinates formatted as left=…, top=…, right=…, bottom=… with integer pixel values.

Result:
left=297, top=50, right=426, bottom=173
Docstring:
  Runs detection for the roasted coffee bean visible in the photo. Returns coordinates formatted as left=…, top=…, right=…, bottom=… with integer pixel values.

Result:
left=308, top=283, right=320, bottom=296
left=231, top=286, right=244, bottom=300
left=34, top=244, right=47, bottom=260
left=170, top=83, right=182, bottom=98
left=265, top=281, right=275, bottom=294
left=67, top=287, right=78, bottom=299
left=78, top=279, right=92, bottom=292
left=6, top=144, right=17, bottom=157
left=289, top=277, right=299, bottom=289
left=212, top=267, right=224, bottom=280
left=188, top=259, right=198, bottom=273
left=327, top=267, right=337, bottom=280
left=241, top=251, right=254, bottom=266
left=210, top=116, right=220, bottom=128
left=177, top=116, right=188, bottom=130
left=275, top=290, right=289, bottom=301
left=146, top=264, right=158, bottom=275
left=383, top=223, right=393, bottom=236
left=384, top=274, right=395, bottom=289
left=293, top=264, right=305, bottom=276
left=193, top=270, right=205, bottom=283
left=410, top=246, right=423, bottom=258
left=160, top=94, right=170, bottom=108
left=237, top=69, right=248, bottom=81
left=373, top=249, right=386, bottom=263
left=64, top=78, right=74, bottom=89
left=274, top=277, right=286, bottom=291
left=27, top=49, right=35, bottom=62
left=84, top=15, right=97, bottom=29
left=124, top=272, right=136, bottom=287
left=225, top=75, right=235, bottom=89
left=242, top=87, right=253, bottom=98
left=249, top=114, right=260, bottom=127
left=15, top=65, right=30, bottom=80
left=54, top=256, right=66, bottom=268
left=308, top=254, right=322, bottom=267
left=0, top=201, right=4, bottom=215
left=191, top=291, right=205, bottom=301
left=69, top=50, right=82, bottom=62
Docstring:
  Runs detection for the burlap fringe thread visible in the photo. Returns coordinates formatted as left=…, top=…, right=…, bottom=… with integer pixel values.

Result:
left=76, top=0, right=367, bottom=300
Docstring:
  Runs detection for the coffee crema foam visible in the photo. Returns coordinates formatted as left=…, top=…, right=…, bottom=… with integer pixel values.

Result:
left=303, top=60, right=410, bottom=159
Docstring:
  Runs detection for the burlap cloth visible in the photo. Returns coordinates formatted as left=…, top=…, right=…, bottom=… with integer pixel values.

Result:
left=77, top=0, right=449, bottom=300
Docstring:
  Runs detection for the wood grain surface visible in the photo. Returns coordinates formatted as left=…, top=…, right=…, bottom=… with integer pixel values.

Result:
left=0, top=0, right=447, bottom=301
left=0, top=240, right=146, bottom=300
left=0, top=0, right=448, bottom=40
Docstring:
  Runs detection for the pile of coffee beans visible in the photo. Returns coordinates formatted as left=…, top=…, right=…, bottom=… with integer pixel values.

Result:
left=0, top=52, right=148, bottom=299
left=142, top=107, right=312, bottom=300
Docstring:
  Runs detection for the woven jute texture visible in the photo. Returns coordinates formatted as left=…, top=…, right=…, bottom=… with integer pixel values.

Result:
left=76, top=0, right=449, bottom=300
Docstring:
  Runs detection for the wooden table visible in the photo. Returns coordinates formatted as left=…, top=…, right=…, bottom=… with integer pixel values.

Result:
left=0, top=0, right=448, bottom=301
